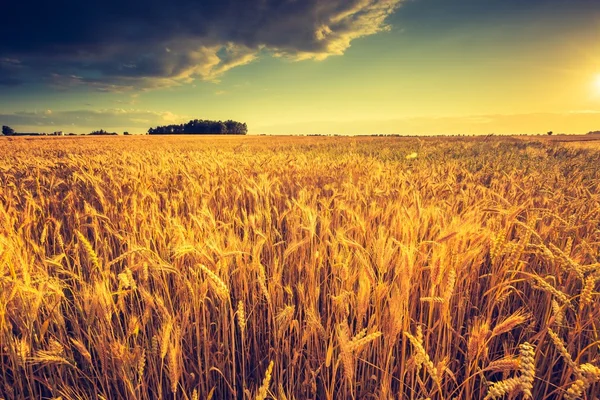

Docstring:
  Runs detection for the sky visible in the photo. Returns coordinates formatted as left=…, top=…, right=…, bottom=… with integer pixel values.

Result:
left=1, top=0, right=600, bottom=135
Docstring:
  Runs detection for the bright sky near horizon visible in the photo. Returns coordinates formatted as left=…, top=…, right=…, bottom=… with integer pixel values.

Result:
left=1, top=0, right=600, bottom=135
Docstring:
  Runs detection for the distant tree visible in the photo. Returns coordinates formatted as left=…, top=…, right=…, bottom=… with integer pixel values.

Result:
left=123, top=131, right=130, bottom=136
left=2, top=125, right=15, bottom=135
left=547, top=131, right=553, bottom=136
left=90, top=129, right=117, bottom=135
left=148, top=119, right=247, bottom=135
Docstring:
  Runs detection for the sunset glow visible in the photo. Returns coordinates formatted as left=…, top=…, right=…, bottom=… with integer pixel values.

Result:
left=2, top=1, right=600, bottom=398
left=1, top=0, right=600, bottom=135
left=594, top=74, right=600, bottom=96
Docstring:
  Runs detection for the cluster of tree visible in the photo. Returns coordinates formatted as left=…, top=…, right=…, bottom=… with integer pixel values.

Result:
left=2, top=125, right=15, bottom=135
left=89, top=129, right=118, bottom=135
left=148, top=119, right=247, bottom=135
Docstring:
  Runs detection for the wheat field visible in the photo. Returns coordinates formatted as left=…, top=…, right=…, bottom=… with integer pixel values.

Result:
left=0, top=135, right=599, bottom=399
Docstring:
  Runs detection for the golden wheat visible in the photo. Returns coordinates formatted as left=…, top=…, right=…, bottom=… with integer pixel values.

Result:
left=1, top=135, right=599, bottom=399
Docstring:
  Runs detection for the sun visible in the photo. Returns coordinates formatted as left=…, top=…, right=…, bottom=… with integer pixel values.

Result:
left=594, top=74, right=600, bottom=94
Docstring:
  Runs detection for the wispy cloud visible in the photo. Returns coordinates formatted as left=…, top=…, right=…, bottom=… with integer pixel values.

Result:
left=0, top=57, right=25, bottom=86
left=0, top=108, right=189, bottom=133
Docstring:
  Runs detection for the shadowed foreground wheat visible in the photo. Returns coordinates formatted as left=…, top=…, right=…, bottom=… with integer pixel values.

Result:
left=0, top=135, right=599, bottom=399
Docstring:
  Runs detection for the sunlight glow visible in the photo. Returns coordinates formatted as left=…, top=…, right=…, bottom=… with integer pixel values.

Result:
left=594, top=74, right=600, bottom=95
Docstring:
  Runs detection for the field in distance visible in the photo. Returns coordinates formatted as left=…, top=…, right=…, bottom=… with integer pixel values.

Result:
left=0, top=135, right=599, bottom=399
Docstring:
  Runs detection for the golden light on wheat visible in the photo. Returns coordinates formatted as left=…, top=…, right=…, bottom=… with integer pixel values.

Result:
left=0, top=135, right=599, bottom=399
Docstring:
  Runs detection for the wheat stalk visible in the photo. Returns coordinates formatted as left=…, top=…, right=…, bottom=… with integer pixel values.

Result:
left=198, top=263, right=230, bottom=301
left=255, top=360, right=274, bottom=400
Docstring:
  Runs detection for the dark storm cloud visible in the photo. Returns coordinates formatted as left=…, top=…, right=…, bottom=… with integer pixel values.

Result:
left=0, top=0, right=402, bottom=90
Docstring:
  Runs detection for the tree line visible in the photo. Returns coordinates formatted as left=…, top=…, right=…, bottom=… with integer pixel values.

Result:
left=3, top=118, right=248, bottom=136
left=2, top=125, right=66, bottom=136
left=147, top=119, right=247, bottom=135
